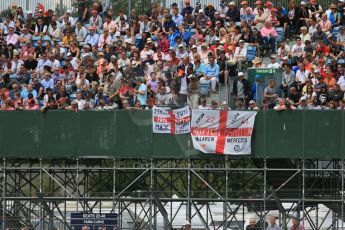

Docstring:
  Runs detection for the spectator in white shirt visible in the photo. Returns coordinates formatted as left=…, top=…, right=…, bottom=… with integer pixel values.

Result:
left=266, top=55, right=280, bottom=68
left=277, top=40, right=290, bottom=59
left=295, top=63, right=310, bottom=91
left=299, top=26, right=311, bottom=43
left=234, top=40, right=247, bottom=70
left=337, top=75, right=345, bottom=91
left=290, top=37, right=305, bottom=64
left=73, top=92, right=85, bottom=110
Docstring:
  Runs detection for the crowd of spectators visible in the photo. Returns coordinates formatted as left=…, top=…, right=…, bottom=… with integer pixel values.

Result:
left=0, top=0, right=345, bottom=111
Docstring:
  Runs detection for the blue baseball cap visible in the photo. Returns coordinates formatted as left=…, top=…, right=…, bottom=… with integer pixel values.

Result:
left=255, top=74, right=262, bottom=79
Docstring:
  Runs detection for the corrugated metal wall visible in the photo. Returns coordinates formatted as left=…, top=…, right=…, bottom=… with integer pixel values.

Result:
left=0, top=0, right=72, bottom=14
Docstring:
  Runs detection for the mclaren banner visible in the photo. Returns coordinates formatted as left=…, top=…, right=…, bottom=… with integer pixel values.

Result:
left=191, top=110, right=257, bottom=155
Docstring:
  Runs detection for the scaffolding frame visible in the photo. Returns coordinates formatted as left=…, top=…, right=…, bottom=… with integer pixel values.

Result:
left=0, top=158, right=344, bottom=230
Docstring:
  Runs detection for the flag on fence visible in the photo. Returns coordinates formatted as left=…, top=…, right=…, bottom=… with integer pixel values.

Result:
left=34, top=3, right=45, bottom=18
left=152, top=106, right=190, bottom=134
left=191, top=110, right=257, bottom=155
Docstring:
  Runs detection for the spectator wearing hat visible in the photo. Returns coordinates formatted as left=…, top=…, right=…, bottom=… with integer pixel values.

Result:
left=85, top=26, right=100, bottom=47
left=264, top=1, right=274, bottom=18
left=215, top=45, right=229, bottom=84
left=260, top=20, right=277, bottom=55
left=195, top=9, right=209, bottom=29
left=226, top=2, right=240, bottom=22
left=234, top=40, right=247, bottom=70
left=251, top=57, right=265, bottom=68
left=116, top=16, right=129, bottom=35
left=239, top=1, right=252, bottom=16
left=250, top=74, right=262, bottom=101
left=298, top=1, right=309, bottom=28
left=267, top=55, right=280, bottom=68
left=59, top=9, right=74, bottom=26
left=204, top=3, right=216, bottom=21
left=233, top=72, right=251, bottom=105
left=253, top=1, right=263, bottom=16
left=268, top=8, right=279, bottom=26
left=89, top=9, right=103, bottom=31
left=181, top=0, right=194, bottom=17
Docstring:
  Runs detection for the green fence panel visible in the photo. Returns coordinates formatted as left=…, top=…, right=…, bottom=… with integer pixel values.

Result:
left=265, top=111, right=304, bottom=159
left=1, top=111, right=41, bottom=157
left=252, top=110, right=266, bottom=158
left=77, top=111, right=116, bottom=157
left=0, top=110, right=345, bottom=159
left=152, top=133, right=199, bottom=158
left=41, top=111, right=77, bottom=158
left=304, top=111, right=342, bottom=159
left=115, top=110, right=152, bottom=158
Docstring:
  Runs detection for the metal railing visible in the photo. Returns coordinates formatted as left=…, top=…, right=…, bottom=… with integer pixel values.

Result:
left=0, top=0, right=72, bottom=16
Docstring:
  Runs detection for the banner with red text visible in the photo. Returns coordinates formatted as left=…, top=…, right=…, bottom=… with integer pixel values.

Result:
left=191, top=110, right=257, bottom=155
left=152, top=106, right=190, bottom=134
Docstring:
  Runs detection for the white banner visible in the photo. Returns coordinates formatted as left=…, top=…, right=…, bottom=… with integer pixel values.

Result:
left=152, top=106, right=191, bottom=134
left=191, top=110, right=257, bottom=155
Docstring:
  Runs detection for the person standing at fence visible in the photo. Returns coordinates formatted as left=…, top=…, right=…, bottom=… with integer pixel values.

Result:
left=233, top=72, right=251, bottom=106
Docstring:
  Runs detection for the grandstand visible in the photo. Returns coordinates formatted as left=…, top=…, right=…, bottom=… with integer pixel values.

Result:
left=0, top=0, right=345, bottom=229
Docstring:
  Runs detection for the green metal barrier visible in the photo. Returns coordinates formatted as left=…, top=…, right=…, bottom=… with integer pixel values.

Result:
left=0, top=110, right=344, bottom=159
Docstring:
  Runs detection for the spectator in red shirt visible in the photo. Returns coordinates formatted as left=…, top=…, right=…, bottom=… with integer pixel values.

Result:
left=158, top=32, right=170, bottom=53
left=314, top=40, right=331, bottom=57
